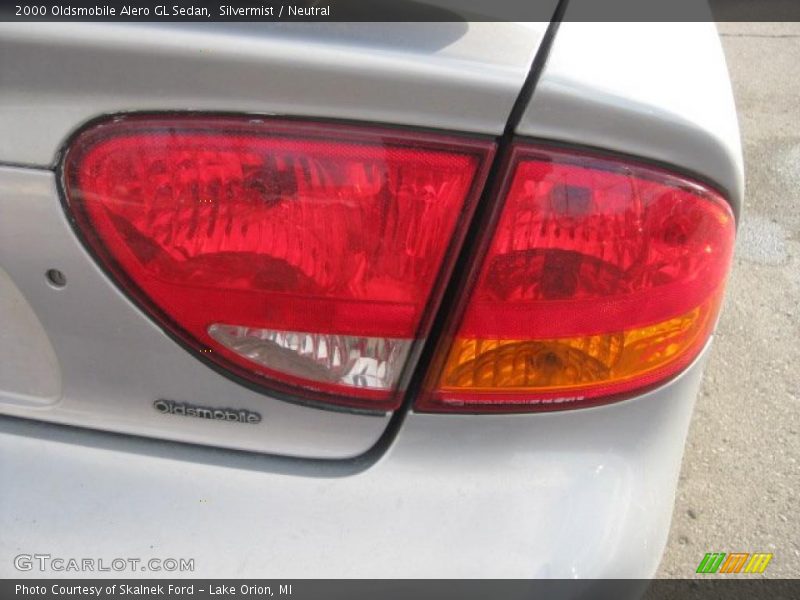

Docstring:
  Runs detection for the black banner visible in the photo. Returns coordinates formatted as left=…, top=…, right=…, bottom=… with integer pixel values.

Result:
left=3, top=580, right=800, bottom=600
left=1, top=0, right=800, bottom=22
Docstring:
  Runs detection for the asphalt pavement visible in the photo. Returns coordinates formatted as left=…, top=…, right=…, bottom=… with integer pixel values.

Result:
left=657, top=22, right=800, bottom=578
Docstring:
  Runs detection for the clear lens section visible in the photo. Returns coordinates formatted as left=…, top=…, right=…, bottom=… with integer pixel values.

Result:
left=208, top=324, right=412, bottom=393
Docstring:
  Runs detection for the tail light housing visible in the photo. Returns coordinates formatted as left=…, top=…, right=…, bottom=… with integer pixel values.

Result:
left=63, top=116, right=493, bottom=411
left=62, top=116, right=734, bottom=415
left=417, top=145, right=735, bottom=412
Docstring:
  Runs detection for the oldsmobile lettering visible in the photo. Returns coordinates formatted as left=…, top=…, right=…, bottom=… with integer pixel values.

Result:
left=154, top=399, right=261, bottom=424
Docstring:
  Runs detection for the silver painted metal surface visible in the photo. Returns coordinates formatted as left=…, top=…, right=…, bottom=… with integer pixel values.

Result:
left=0, top=21, right=550, bottom=167
left=518, top=20, right=744, bottom=214
left=0, top=346, right=709, bottom=578
left=0, top=267, right=61, bottom=405
left=0, top=167, right=390, bottom=459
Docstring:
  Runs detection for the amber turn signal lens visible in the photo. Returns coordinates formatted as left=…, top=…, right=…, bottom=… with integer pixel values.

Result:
left=436, top=297, right=720, bottom=408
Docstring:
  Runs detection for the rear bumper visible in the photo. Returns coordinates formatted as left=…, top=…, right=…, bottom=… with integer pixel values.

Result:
left=0, top=345, right=707, bottom=578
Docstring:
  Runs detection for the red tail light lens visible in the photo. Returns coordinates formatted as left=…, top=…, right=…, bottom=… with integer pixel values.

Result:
left=63, top=116, right=493, bottom=411
left=418, top=145, right=735, bottom=412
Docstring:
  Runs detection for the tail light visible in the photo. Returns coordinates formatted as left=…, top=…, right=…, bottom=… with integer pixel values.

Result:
left=63, top=116, right=493, bottom=411
left=63, top=116, right=734, bottom=415
left=417, top=145, right=735, bottom=412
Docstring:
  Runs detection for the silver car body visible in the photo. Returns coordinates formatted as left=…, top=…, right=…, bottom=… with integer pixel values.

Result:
left=0, top=18, right=741, bottom=578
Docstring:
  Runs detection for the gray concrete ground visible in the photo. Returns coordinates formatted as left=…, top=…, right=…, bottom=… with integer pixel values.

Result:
left=657, top=22, right=800, bottom=578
